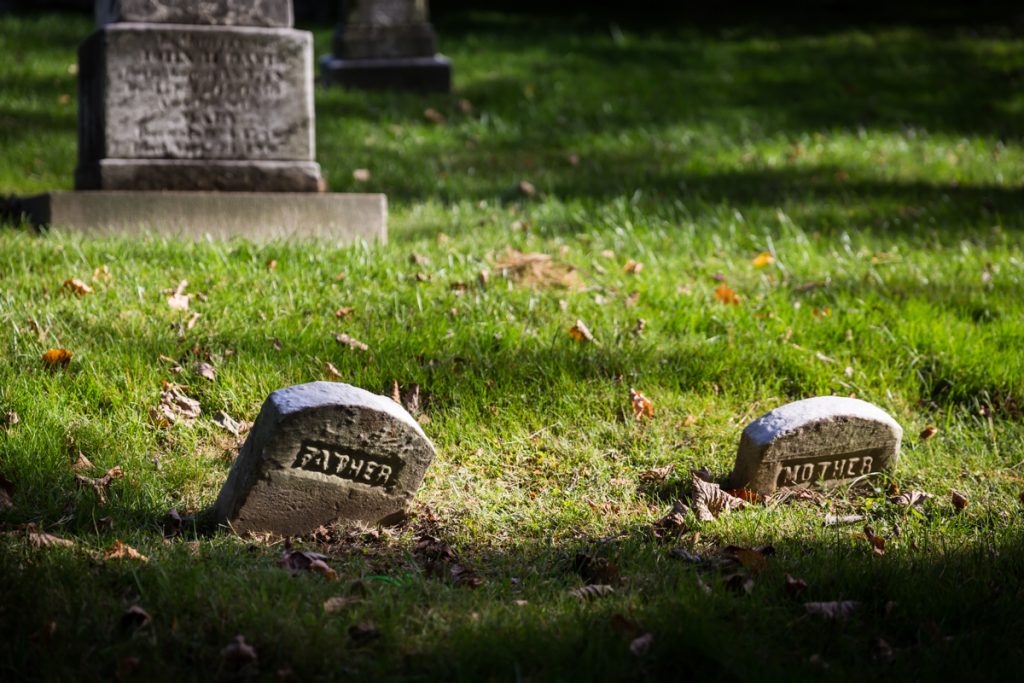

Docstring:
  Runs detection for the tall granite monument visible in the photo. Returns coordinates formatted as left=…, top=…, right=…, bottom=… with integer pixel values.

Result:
left=321, top=0, right=451, bottom=93
left=23, top=0, right=387, bottom=241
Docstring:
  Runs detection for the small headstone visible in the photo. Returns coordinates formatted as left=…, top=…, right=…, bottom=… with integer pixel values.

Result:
left=321, top=0, right=451, bottom=93
left=214, top=382, right=435, bottom=536
left=727, top=396, right=902, bottom=496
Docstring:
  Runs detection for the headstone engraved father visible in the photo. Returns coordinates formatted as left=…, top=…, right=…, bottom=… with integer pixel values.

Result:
left=77, top=0, right=322, bottom=191
left=215, top=382, right=436, bottom=536
left=727, top=396, right=903, bottom=496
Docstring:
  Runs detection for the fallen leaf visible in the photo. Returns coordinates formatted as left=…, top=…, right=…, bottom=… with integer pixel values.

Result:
left=631, top=317, right=646, bottom=337
left=120, top=605, right=152, bottom=632
left=150, top=388, right=201, bottom=426
left=638, top=463, right=674, bottom=482
left=390, top=380, right=402, bottom=404
left=815, top=352, right=836, bottom=364
left=951, top=490, right=969, bottom=511
left=349, top=622, right=381, bottom=646
left=423, top=107, right=446, bottom=124
left=683, top=414, right=698, bottom=427
left=335, top=306, right=354, bottom=318
left=75, top=465, right=124, bottom=504
left=186, top=312, right=201, bottom=330
left=890, top=490, right=932, bottom=508
left=569, top=584, right=615, bottom=600
left=494, top=248, right=583, bottom=290
left=324, top=362, right=342, bottom=379
left=517, top=179, right=536, bottom=197
left=805, top=601, right=859, bottom=622
left=105, top=540, right=148, bottom=562
left=323, top=596, right=362, bottom=613
left=213, top=410, right=241, bottom=436
left=42, top=348, right=73, bottom=368
left=166, top=280, right=190, bottom=311
left=12, top=524, right=75, bottom=548
left=722, top=571, right=755, bottom=594
left=352, top=168, right=371, bottom=182
left=195, top=362, right=216, bottom=382
left=63, top=277, right=93, bottom=296
left=623, top=258, right=643, bottom=275
left=71, top=451, right=93, bottom=471
left=279, top=548, right=336, bottom=579
left=629, top=632, right=654, bottom=657
left=724, top=488, right=761, bottom=504
left=221, top=635, right=258, bottom=673
left=920, top=425, right=938, bottom=441
left=785, top=573, right=808, bottom=598
left=335, top=333, right=369, bottom=351
left=629, top=388, right=654, bottom=420
left=92, top=265, right=111, bottom=282
left=569, top=319, right=595, bottom=343
left=752, top=252, right=775, bottom=268
left=691, top=473, right=746, bottom=521
left=714, top=283, right=740, bottom=305
left=2, top=411, right=18, bottom=430
left=863, top=525, right=886, bottom=556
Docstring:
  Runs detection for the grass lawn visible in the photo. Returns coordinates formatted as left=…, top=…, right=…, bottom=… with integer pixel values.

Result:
left=3, top=7, right=1024, bottom=681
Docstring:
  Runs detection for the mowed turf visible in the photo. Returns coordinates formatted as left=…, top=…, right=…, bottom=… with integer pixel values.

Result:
left=2, top=8, right=1024, bottom=682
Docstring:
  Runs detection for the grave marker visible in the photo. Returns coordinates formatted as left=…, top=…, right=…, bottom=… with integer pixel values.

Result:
left=727, top=396, right=903, bottom=496
left=214, top=382, right=435, bottom=536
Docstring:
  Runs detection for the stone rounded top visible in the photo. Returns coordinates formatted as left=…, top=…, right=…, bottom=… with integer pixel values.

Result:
left=268, top=381, right=427, bottom=439
left=743, top=396, right=902, bottom=446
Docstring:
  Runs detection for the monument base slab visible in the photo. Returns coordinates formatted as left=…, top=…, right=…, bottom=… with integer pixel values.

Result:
left=320, top=54, right=451, bottom=93
left=21, top=191, right=387, bottom=243
left=74, top=160, right=323, bottom=192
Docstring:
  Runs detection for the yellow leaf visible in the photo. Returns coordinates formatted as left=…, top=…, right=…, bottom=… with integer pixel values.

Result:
left=42, top=348, right=73, bottom=368
left=752, top=252, right=775, bottom=268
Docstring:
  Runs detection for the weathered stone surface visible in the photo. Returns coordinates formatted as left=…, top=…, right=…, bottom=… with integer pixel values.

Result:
left=214, top=382, right=434, bottom=535
left=320, top=55, right=451, bottom=93
left=22, top=191, right=387, bottom=243
left=727, top=396, right=903, bottom=496
left=333, top=0, right=437, bottom=59
left=96, top=0, right=293, bottom=28
left=75, top=159, right=322, bottom=192
left=77, top=23, right=315, bottom=179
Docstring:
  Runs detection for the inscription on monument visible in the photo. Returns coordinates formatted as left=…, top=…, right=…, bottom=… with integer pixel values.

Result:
left=775, top=447, right=884, bottom=487
left=83, top=26, right=314, bottom=163
left=291, top=441, right=402, bottom=489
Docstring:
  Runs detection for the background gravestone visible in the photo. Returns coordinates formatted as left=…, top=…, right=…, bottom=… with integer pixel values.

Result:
left=727, top=396, right=903, bottom=496
left=215, top=382, right=436, bottom=536
left=76, top=0, right=323, bottom=191
left=321, top=0, right=451, bottom=92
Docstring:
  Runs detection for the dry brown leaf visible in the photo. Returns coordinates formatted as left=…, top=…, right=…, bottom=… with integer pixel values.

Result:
left=951, top=490, right=969, bottom=511
left=150, top=388, right=201, bottom=426
left=920, top=425, right=938, bottom=441
left=195, top=362, right=216, bottom=382
left=167, top=280, right=190, bottom=311
left=423, top=107, right=446, bottom=124
left=324, top=362, right=342, bottom=379
left=42, top=348, right=73, bottom=368
left=805, top=601, right=859, bottom=622
left=683, top=414, right=698, bottom=427
left=105, top=540, right=148, bottom=562
left=569, top=319, right=595, bottom=343
left=724, top=487, right=762, bottom=504
left=335, top=333, right=369, bottom=351
left=75, top=465, right=124, bottom=504
left=638, top=463, right=674, bottom=482
left=2, top=411, right=18, bottom=430
left=92, top=265, right=111, bottom=282
left=494, top=248, right=583, bottom=290
left=569, top=584, right=615, bottom=601
left=186, top=312, right=201, bottom=330
left=623, top=258, right=643, bottom=275
left=714, top=283, right=740, bottom=305
left=279, top=548, right=336, bottom=579
left=890, top=490, right=932, bottom=508
left=631, top=317, right=647, bottom=337
left=335, top=306, right=354, bottom=318
left=121, top=605, right=152, bottom=632
left=692, top=473, right=746, bottom=521
left=863, top=525, right=886, bottom=556
left=785, top=573, right=808, bottom=598
left=14, top=524, right=75, bottom=548
left=352, top=168, right=371, bottom=182
left=221, top=635, right=258, bottom=673
left=213, top=410, right=242, bottom=436
left=63, top=277, right=93, bottom=296
left=517, top=179, right=536, bottom=197
left=752, top=252, right=775, bottom=268
left=629, top=388, right=654, bottom=420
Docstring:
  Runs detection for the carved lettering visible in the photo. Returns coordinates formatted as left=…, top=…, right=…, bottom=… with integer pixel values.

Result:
left=775, top=447, right=886, bottom=487
left=290, top=441, right=402, bottom=489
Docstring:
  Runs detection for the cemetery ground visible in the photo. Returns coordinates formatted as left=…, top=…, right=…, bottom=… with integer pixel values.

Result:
left=2, top=8, right=1024, bottom=681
